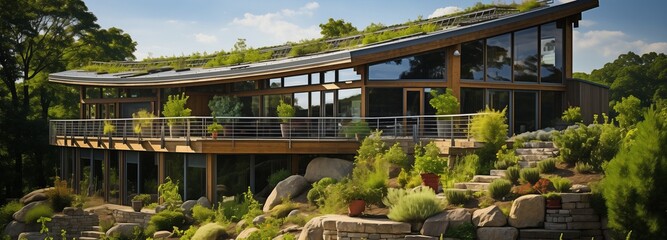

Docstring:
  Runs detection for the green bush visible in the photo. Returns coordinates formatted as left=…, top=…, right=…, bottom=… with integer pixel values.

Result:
left=488, top=179, right=512, bottom=200
left=537, top=158, right=557, bottom=173
left=270, top=201, right=297, bottom=218
left=192, top=205, right=215, bottom=223
left=550, top=177, right=571, bottom=193
left=562, top=106, right=582, bottom=124
left=495, top=145, right=519, bottom=170
left=25, top=204, right=54, bottom=223
left=444, top=190, right=470, bottom=205
left=191, top=223, right=228, bottom=240
left=246, top=218, right=282, bottom=240
left=574, top=162, right=594, bottom=174
left=553, top=124, right=599, bottom=165
left=441, top=154, right=480, bottom=189
left=267, top=169, right=290, bottom=187
left=613, top=95, right=642, bottom=129
left=602, top=107, right=667, bottom=239
left=591, top=121, right=622, bottom=169
left=414, top=142, right=447, bottom=175
left=382, top=188, right=409, bottom=208
left=132, top=193, right=152, bottom=206
left=0, top=201, right=23, bottom=228
left=519, top=168, right=540, bottom=185
left=319, top=181, right=348, bottom=214
left=48, top=176, right=74, bottom=212
left=383, top=142, right=408, bottom=169
left=470, top=107, right=508, bottom=165
left=307, top=177, right=337, bottom=206
left=181, top=225, right=199, bottom=240
left=505, top=166, right=520, bottom=185
left=146, top=210, right=186, bottom=235
left=158, top=177, right=182, bottom=211
left=387, top=189, right=444, bottom=223
left=445, top=222, right=476, bottom=240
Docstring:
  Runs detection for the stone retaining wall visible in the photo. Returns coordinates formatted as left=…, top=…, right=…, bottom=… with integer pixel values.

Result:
left=112, top=209, right=154, bottom=227
left=45, top=213, right=99, bottom=235
left=321, top=216, right=411, bottom=240
left=544, top=193, right=605, bottom=239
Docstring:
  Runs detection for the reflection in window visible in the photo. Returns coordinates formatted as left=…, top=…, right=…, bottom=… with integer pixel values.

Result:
left=294, top=92, right=309, bottom=117
left=102, top=88, right=117, bottom=98
left=486, top=34, right=512, bottom=81
left=86, top=87, right=101, bottom=99
left=369, top=51, right=445, bottom=80
left=514, top=27, right=538, bottom=82
left=541, top=91, right=563, bottom=128
left=284, top=75, right=308, bottom=87
left=461, top=40, right=485, bottom=80
left=367, top=88, right=403, bottom=117
left=269, top=78, right=281, bottom=88
left=310, top=92, right=321, bottom=117
left=337, top=88, right=361, bottom=117
left=233, top=81, right=257, bottom=92
left=338, top=68, right=360, bottom=82
left=263, top=94, right=291, bottom=117
left=240, top=96, right=260, bottom=117
left=461, top=88, right=485, bottom=114
left=541, top=22, right=564, bottom=83
left=323, top=71, right=335, bottom=83
left=310, top=73, right=321, bottom=85
left=514, top=91, right=537, bottom=133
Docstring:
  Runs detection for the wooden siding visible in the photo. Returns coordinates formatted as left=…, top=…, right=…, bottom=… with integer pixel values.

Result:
left=566, top=79, right=609, bottom=124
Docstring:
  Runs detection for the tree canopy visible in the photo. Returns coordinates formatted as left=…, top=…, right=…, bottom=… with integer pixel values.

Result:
left=319, top=18, right=358, bottom=38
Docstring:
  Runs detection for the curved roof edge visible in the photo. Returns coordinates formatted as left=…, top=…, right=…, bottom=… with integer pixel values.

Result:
left=49, top=0, right=599, bottom=87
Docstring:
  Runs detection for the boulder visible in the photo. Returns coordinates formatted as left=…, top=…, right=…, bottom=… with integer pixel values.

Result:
left=197, top=196, right=212, bottom=208
left=13, top=200, right=47, bottom=223
left=63, top=207, right=84, bottom=216
left=153, top=230, right=172, bottom=239
left=3, top=220, right=25, bottom=238
left=17, top=232, right=48, bottom=240
left=303, top=157, right=353, bottom=182
left=263, top=175, right=308, bottom=212
left=298, top=216, right=326, bottom=240
left=508, top=194, right=545, bottom=228
left=420, top=212, right=449, bottom=237
left=20, top=188, right=53, bottom=204
left=472, top=205, right=507, bottom=227
left=570, top=184, right=591, bottom=193
left=287, top=210, right=300, bottom=217
left=181, top=200, right=198, bottom=214
left=106, top=223, right=142, bottom=239
left=236, top=227, right=259, bottom=239
left=253, top=215, right=266, bottom=225
left=192, top=222, right=228, bottom=240
left=442, top=208, right=472, bottom=229
left=155, top=205, right=167, bottom=213
left=476, top=227, right=518, bottom=240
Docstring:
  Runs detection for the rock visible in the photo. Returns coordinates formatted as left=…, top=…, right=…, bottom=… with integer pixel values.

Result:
left=106, top=223, right=142, bottom=239
left=476, top=227, right=518, bottom=240
left=263, top=175, right=308, bottom=212
left=3, top=221, right=25, bottom=238
left=298, top=216, right=326, bottom=240
left=442, top=208, right=472, bottom=229
left=253, top=215, right=266, bottom=225
left=181, top=200, right=198, bottom=214
left=192, top=222, right=228, bottom=240
left=13, top=201, right=47, bottom=223
left=570, top=184, right=591, bottom=193
left=508, top=194, right=545, bottom=228
left=197, top=196, right=212, bottom=208
left=20, top=188, right=53, bottom=204
left=153, top=230, right=172, bottom=239
left=63, top=207, right=84, bottom=216
left=303, top=157, right=353, bottom=182
left=420, top=212, right=449, bottom=237
left=155, top=205, right=167, bottom=213
left=17, top=232, right=48, bottom=240
left=236, top=227, right=259, bottom=239
left=287, top=210, right=300, bottom=217
left=472, top=205, right=507, bottom=227
left=237, top=219, right=248, bottom=230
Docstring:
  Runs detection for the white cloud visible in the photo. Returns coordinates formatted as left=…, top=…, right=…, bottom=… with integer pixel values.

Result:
left=194, top=33, right=218, bottom=44
left=231, top=2, right=321, bottom=43
left=579, top=19, right=596, bottom=28
left=572, top=29, right=667, bottom=72
left=428, top=6, right=463, bottom=19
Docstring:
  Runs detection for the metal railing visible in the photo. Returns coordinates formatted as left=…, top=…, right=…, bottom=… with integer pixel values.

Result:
left=49, top=114, right=482, bottom=146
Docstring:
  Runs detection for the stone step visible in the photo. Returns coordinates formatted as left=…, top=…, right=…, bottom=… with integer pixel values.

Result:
left=515, top=148, right=559, bottom=155
left=91, top=226, right=102, bottom=232
left=519, top=229, right=580, bottom=239
left=521, top=141, right=555, bottom=148
left=441, top=188, right=479, bottom=194
left=471, top=175, right=502, bottom=183
left=518, top=161, right=538, bottom=168
left=490, top=169, right=507, bottom=177
left=80, top=231, right=105, bottom=238
left=79, top=237, right=101, bottom=240
left=453, top=182, right=489, bottom=191
left=519, top=154, right=552, bottom=161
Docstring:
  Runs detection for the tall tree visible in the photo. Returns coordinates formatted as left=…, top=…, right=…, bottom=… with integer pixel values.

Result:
left=64, top=27, right=137, bottom=69
left=319, top=18, right=357, bottom=38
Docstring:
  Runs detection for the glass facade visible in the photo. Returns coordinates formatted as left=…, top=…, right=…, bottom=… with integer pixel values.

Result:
left=514, top=91, right=537, bottom=133
left=367, top=88, right=403, bottom=117
left=514, top=27, right=539, bottom=83
left=294, top=92, right=309, bottom=117
left=461, top=40, right=485, bottom=80
left=284, top=75, right=309, bottom=87
left=461, top=88, right=485, bottom=114
left=164, top=153, right=206, bottom=200
left=368, top=51, right=446, bottom=80
left=486, top=34, right=512, bottom=82
left=338, top=68, right=360, bottom=82
left=337, top=88, right=361, bottom=117
left=541, top=22, right=564, bottom=83
left=541, top=91, right=564, bottom=128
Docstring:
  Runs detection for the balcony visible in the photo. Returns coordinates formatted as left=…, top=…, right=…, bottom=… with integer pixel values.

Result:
left=49, top=114, right=480, bottom=153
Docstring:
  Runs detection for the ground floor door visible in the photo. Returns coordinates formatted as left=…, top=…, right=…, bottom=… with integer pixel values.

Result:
left=404, top=89, right=424, bottom=136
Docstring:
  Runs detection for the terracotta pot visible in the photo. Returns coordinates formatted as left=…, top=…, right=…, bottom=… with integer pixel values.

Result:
left=211, top=131, right=218, bottom=140
left=131, top=200, right=143, bottom=212
left=546, top=198, right=562, bottom=209
left=348, top=199, right=365, bottom=217
left=421, top=173, right=440, bottom=193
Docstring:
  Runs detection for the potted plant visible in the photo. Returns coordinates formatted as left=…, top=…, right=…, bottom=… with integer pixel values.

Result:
left=131, top=194, right=151, bottom=212
left=162, top=93, right=192, bottom=138
left=132, top=109, right=156, bottom=140
left=207, top=121, right=224, bottom=139
left=208, top=95, right=243, bottom=136
left=276, top=99, right=295, bottom=137
left=103, top=120, right=116, bottom=147
left=414, top=142, right=447, bottom=192
left=428, top=88, right=460, bottom=137
left=343, top=184, right=367, bottom=217
left=543, top=192, right=562, bottom=209
left=342, top=120, right=371, bottom=141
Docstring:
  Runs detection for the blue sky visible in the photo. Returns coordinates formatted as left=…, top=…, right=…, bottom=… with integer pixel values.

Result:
left=83, top=0, right=667, bottom=73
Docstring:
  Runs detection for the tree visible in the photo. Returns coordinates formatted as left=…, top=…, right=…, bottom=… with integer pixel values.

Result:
left=162, top=93, right=192, bottom=138
left=602, top=107, right=667, bottom=239
left=319, top=18, right=357, bottom=38
left=613, top=95, right=643, bottom=129
left=64, top=27, right=137, bottom=69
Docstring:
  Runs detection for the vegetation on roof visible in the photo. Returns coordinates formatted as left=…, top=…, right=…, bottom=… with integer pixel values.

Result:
left=79, top=0, right=548, bottom=74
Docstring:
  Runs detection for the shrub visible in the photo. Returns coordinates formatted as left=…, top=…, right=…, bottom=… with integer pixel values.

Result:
left=512, top=183, right=536, bottom=195
left=470, top=107, right=508, bottom=164
left=429, top=88, right=460, bottom=115
left=319, top=181, right=348, bottom=214
left=161, top=93, right=192, bottom=133
left=445, top=222, right=476, bottom=240
left=190, top=223, right=228, bottom=240
left=533, top=178, right=551, bottom=194
left=48, top=176, right=74, bottom=212
left=537, top=158, right=557, bottom=173
left=387, top=189, right=443, bottom=223
left=519, top=168, right=540, bottom=185
left=246, top=218, right=282, bottom=240
left=382, top=188, right=409, bottom=208
left=561, top=106, right=582, bottom=124
left=99, top=217, right=115, bottom=232
left=132, top=193, right=152, bottom=206
left=307, top=177, right=337, bottom=206
left=383, top=142, right=408, bottom=169
left=444, top=190, right=470, bottom=205
left=591, top=121, right=622, bottom=169
left=25, top=204, right=54, bottom=223
left=267, top=169, right=290, bottom=187
left=192, top=205, right=215, bottom=223
left=574, top=162, right=595, bottom=174
left=414, top=142, right=447, bottom=175
left=158, top=177, right=182, bottom=211
left=181, top=225, right=199, bottom=240
left=488, top=179, right=512, bottom=200
left=208, top=95, right=243, bottom=120
left=0, top=201, right=23, bottom=229
left=505, top=166, right=520, bottom=185
left=146, top=210, right=186, bottom=235
left=270, top=200, right=297, bottom=218
left=613, top=95, right=642, bottom=129
left=276, top=99, right=295, bottom=123
left=551, top=177, right=572, bottom=193
left=441, top=154, right=480, bottom=189
left=553, top=124, right=599, bottom=165
left=602, top=107, right=667, bottom=239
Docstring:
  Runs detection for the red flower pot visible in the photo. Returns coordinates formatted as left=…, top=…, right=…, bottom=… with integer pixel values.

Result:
left=421, top=173, right=440, bottom=193
left=348, top=199, right=366, bottom=217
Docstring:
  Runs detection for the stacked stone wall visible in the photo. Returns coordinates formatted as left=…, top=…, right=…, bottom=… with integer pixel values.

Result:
left=112, top=209, right=153, bottom=227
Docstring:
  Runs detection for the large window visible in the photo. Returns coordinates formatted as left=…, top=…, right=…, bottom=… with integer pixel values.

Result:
left=164, top=153, right=206, bottom=200
left=262, top=94, right=291, bottom=117
left=541, top=22, right=564, bottom=83
left=514, top=91, right=537, bottom=133
left=337, top=88, right=361, bottom=117
left=294, top=92, right=309, bottom=117
left=368, top=51, right=446, bottom=80
left=367, top=88, right=403, bottom=117
left=461, top=40, right=485, bottom=80
left=541, top=91, right=563, bottom=128
left=240, top=96, right=260, bottom=117
left=461, top=88, right=485, bottom=114
left=283, top=75, right=308, bottom=87
left=514, top=27, right=539, bottom=83
left=310, top=92, right=321, bottom=117
left=338, top=68, right=360, bottom=82
left=486, top=34, right=512, bottom=82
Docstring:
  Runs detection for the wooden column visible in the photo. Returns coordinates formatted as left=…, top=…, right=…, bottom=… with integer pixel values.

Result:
left=103, top=150, right=110, bottom=202
left=447, top=45, right=462, bottom=99
left=205, top=154, right=216, bottom=203
left=118, top=152, right=126, bottom=205
left=565, top=19, right=574, bottom=79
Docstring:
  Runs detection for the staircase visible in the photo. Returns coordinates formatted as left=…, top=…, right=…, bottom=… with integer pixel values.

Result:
left=516, top=142, right=559, bottom=168
left=79, top=226, right=104, bottom=240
